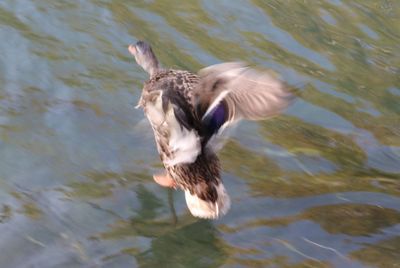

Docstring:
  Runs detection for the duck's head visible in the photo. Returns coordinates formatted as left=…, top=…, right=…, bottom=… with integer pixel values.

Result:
left=128, top=41, right=159, bottom=77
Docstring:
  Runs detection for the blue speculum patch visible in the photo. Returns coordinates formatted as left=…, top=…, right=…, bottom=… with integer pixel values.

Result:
left=203, top=102, right=227, bottom=135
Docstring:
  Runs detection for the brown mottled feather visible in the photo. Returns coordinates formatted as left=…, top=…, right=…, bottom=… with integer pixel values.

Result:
left=136, top=69, right=220, bottom=193
left=129, top=41, right=293, bottom=218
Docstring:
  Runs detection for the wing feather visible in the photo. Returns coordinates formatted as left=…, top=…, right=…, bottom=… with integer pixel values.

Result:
left=197, top=62, right=293, bottom=121
left=194, top=62, right=294, bottom=151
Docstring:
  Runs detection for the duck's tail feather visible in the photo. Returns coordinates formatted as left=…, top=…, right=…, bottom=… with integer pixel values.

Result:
left=184, top=182, right=230, bottom=219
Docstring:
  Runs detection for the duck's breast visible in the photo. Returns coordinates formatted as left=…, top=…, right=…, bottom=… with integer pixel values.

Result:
left=142, top=72, right=202, bottom=167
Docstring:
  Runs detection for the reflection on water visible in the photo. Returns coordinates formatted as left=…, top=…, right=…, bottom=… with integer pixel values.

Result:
left=0, top=0, right=399, bottom=267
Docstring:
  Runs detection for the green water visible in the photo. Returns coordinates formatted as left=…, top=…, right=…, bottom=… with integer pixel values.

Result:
left=0, top=1, right=399, bottom=267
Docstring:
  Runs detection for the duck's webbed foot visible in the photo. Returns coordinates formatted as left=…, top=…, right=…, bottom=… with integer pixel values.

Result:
left=153, top=171, right=176, bottom=188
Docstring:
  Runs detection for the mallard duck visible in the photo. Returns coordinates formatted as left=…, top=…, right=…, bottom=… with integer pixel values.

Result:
left=128, top=41, right=293, bottom=219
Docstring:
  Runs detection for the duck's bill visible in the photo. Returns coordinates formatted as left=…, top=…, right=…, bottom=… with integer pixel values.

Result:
left=128, top=44, right=137, bottom=56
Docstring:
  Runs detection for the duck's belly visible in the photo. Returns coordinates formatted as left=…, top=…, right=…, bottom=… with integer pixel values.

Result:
left=144, top=95, right=201, bottom=168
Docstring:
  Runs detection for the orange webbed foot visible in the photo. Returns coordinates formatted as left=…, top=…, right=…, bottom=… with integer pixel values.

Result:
left=153, top=172, right=176, bottom=189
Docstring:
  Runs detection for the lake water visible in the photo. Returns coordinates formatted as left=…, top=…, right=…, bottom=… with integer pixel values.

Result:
left=0, top=1, right=399, bottom=267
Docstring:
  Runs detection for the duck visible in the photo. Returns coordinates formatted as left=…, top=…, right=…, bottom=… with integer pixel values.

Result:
left=128, top=41, right=293, bottom=219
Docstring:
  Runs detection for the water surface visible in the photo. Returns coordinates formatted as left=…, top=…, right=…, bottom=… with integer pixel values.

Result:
left=0, top=1, right=399, bottom=267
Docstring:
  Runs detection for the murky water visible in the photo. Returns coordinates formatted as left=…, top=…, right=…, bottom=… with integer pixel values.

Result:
left=0, top=1, right=399, bottom=267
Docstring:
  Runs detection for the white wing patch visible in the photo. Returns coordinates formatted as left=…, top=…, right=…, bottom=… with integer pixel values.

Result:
left=144, top=91, right=201, bottom=167
left=202, top=89, right=230, bottom=120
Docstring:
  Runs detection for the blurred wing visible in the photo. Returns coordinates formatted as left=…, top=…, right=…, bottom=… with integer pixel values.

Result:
left=144, top=89, right=201, bottom=166
left=195, top=62, right=294, bottom=150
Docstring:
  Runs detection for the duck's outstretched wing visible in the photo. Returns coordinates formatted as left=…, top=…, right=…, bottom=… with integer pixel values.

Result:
left=144, top=88, right=201, bottom=166
left=194, top=62, right=294, bottom=150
